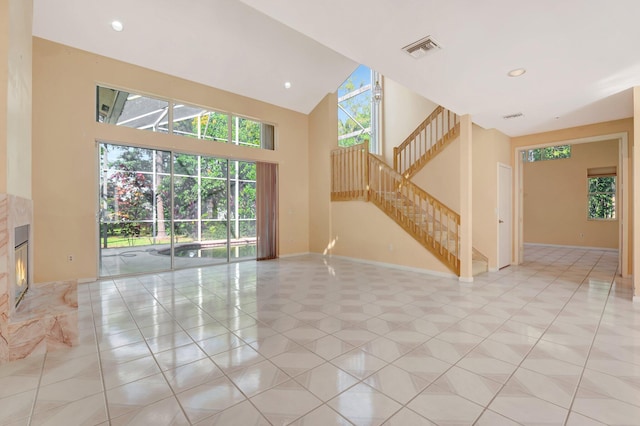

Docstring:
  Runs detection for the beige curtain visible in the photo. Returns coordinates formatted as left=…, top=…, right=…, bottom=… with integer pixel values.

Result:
left=261, top=124, right=275, bottom=150
left=256, top=162, right=278, bottom=260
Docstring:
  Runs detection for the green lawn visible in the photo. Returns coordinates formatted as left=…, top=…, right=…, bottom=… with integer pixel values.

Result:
left=102, top=236, right=191, bottom=248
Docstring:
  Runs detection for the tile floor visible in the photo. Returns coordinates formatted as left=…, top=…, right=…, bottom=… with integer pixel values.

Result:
left=1, top=245, right=638, bottom=425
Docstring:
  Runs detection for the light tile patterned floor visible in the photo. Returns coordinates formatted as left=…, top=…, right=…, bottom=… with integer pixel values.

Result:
left=1, top=245, right=638, bottom=425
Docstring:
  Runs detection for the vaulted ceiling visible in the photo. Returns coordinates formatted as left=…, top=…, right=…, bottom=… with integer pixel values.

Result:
left=33, top=0, right=640, bottom=136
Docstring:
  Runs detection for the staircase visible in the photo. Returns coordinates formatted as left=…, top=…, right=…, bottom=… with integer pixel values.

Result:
left=331, top=105, right=489, bottom=277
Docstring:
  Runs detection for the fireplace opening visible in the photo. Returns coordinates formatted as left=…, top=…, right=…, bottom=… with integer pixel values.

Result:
left=15, top=225, right=29, bottom=308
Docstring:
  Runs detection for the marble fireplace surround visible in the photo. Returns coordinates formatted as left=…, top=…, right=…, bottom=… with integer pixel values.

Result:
left=0, top=194, right=78, bottom=363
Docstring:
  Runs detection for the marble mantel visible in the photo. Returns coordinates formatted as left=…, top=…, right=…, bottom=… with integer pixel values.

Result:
left=0, top=194, right=78, bottom=363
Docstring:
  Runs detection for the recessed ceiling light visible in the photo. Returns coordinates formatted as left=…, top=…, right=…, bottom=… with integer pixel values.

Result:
left=284, top=81, right=292, bottom=89
left=111, top=20, right=124, bottom=32
left=507, top=68, right=526, bottom=77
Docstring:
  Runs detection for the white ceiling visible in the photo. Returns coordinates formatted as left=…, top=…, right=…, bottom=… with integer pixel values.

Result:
left=33, top=0, right=640, bottom=136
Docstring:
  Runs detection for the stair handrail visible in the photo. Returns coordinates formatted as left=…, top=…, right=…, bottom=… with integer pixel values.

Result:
left=393, top=105, right=460, bottom=179
left=368, top=154, right=460, bottom=275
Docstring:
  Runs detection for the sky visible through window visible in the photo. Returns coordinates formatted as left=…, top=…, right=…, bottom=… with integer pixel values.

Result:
left=337, top=64, right=371, bottom=125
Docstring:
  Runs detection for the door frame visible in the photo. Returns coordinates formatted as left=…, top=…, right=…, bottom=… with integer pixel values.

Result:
left=513, top=132, right=629, bottom=276
left=497, top=163, right=512, bottom=269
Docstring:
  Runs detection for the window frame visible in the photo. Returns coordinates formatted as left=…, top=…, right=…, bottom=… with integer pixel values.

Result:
left=337, top=65, right=381, bottom=154
left=96, top=85, right=276, bottom=150
left=587, top=173, right=617, bottom=221
left=523, top=145, right=571, bottom=162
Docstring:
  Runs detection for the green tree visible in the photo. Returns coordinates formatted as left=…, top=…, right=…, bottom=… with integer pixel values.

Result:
left=588, top=176, right=616, bottom=219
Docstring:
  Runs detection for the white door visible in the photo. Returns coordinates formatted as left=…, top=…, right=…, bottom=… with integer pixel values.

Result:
left=498, top=163, right=512, bottom=269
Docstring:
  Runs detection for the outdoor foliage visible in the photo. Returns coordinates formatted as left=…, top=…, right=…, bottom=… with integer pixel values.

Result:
left=525, top=145, right=571, bottom=162
left=100, top=139, right=257, bottom=247
left=588, top=176, right=616, bottom=219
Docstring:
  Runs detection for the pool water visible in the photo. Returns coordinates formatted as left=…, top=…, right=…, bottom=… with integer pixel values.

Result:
left=173, top=244, right=256, bottom=259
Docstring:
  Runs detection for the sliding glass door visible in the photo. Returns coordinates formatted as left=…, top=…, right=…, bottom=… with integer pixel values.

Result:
left=99, top=143, right=257, bottom=277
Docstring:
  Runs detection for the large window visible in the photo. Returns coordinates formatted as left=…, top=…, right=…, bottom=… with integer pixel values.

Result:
left=588, top=167, right=616, bottom=220
left=99, top=143, right=258, bottom=276
left=337, top=65, right=381, bottom=153
left=96, top=86, right=275, bottom=150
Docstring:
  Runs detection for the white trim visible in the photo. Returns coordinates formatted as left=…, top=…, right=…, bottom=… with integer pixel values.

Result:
left=524, top=242, right=618, bottom=252
left=320, top=254, right=458, bottom=279
left=78, top=277, right=98, bottom=284
left=497, top=162, right=513, bottom=269
left=278, top=252, right=312, bottom=259
left=488, top=267, right=499, bottom=272
left=458, top=276, right=474, bottom=283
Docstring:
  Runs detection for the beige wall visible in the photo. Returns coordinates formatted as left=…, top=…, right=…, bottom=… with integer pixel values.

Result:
left=32, top=38, right=310, bottom=282
left=308, top=93, right=337, bottom=254
left=472, top=126, right=512, bottom=269
left=412, top=138, right=461, bottom=213
left=330, top=202, right=452, bottom=275
left=2, top=0, right=32, bottom=197
left=633, top=87, right=640, bottom=297
left=523, top=140, right=619, bottom=248
left=0, top=1, right=7, bottom=193
left=381, top=77, right=437, bottom=164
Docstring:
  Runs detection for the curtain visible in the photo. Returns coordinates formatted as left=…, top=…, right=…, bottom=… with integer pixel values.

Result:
left=256, top=162, right=278, bottom=260
left=261, top=124, right=275, bottom=150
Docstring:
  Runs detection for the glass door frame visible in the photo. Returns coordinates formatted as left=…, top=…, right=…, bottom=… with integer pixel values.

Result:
left=97, top=141, right=257, bottom=278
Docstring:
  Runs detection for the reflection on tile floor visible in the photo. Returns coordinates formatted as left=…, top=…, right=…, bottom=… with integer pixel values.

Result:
left=2, top=245, right=638, bottom=425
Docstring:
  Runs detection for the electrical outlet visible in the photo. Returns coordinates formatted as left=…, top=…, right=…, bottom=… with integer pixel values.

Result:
left=67, top=255, right=74, bottom=262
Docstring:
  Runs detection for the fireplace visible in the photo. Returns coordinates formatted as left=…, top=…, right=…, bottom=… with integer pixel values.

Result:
left=14, top=225, right=29, bottom=308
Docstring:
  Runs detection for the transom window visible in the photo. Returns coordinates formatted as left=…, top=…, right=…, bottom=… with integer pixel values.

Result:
left=96, top=86, right=275, bottom=150
left=523, top=145, right=571, bottom=162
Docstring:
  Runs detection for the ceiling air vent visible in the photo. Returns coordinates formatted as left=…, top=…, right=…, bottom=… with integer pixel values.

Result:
left=503, top=112, right=524, bottom=120
left=402, top=36, right=441, bottom=59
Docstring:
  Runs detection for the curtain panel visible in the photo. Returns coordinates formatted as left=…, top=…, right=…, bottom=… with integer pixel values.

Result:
left=256, top=162, right=278, bottom=260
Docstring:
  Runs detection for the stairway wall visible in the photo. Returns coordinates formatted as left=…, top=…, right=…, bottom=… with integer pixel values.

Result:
left=412, top=137, right=461, bottom=213
left=309, top=93, right=338, bottom=254
left=329, top=201, right=454, bottom=276
left=381, top=78, right=437, bottom=165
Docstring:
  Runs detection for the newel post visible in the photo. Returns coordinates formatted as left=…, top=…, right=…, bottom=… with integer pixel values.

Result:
left=364, top=141, right=370, bottom=202
left=393, top=147, right=398, bottom=173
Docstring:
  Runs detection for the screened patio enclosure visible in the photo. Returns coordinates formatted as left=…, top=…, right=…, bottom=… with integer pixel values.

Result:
left=99, top=143, right=257, bottom=277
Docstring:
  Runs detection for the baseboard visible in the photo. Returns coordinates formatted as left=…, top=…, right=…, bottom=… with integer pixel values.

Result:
left=278, top=252, right=311, bottom=259
left=321, top=254, right=457, bottom=279
left=458, top=276, right=474, bottom=283
left=78, top=277, right=97, bottom=284
left=524, top=242, right=618, bottom=252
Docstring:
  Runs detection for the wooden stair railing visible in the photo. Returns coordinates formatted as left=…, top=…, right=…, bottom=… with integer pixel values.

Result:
left=331, top=142, right=461, bottom=276
left=330, top=143, right=369, bottom=201
left=393, top=105, right=460, bottom=179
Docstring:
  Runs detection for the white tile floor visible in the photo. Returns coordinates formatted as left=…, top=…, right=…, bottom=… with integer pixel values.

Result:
left=1, top=245, right=638, bottom=425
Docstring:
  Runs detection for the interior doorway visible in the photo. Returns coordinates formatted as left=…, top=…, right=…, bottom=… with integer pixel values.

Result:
left=514, top=133, right=629, bottom=276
